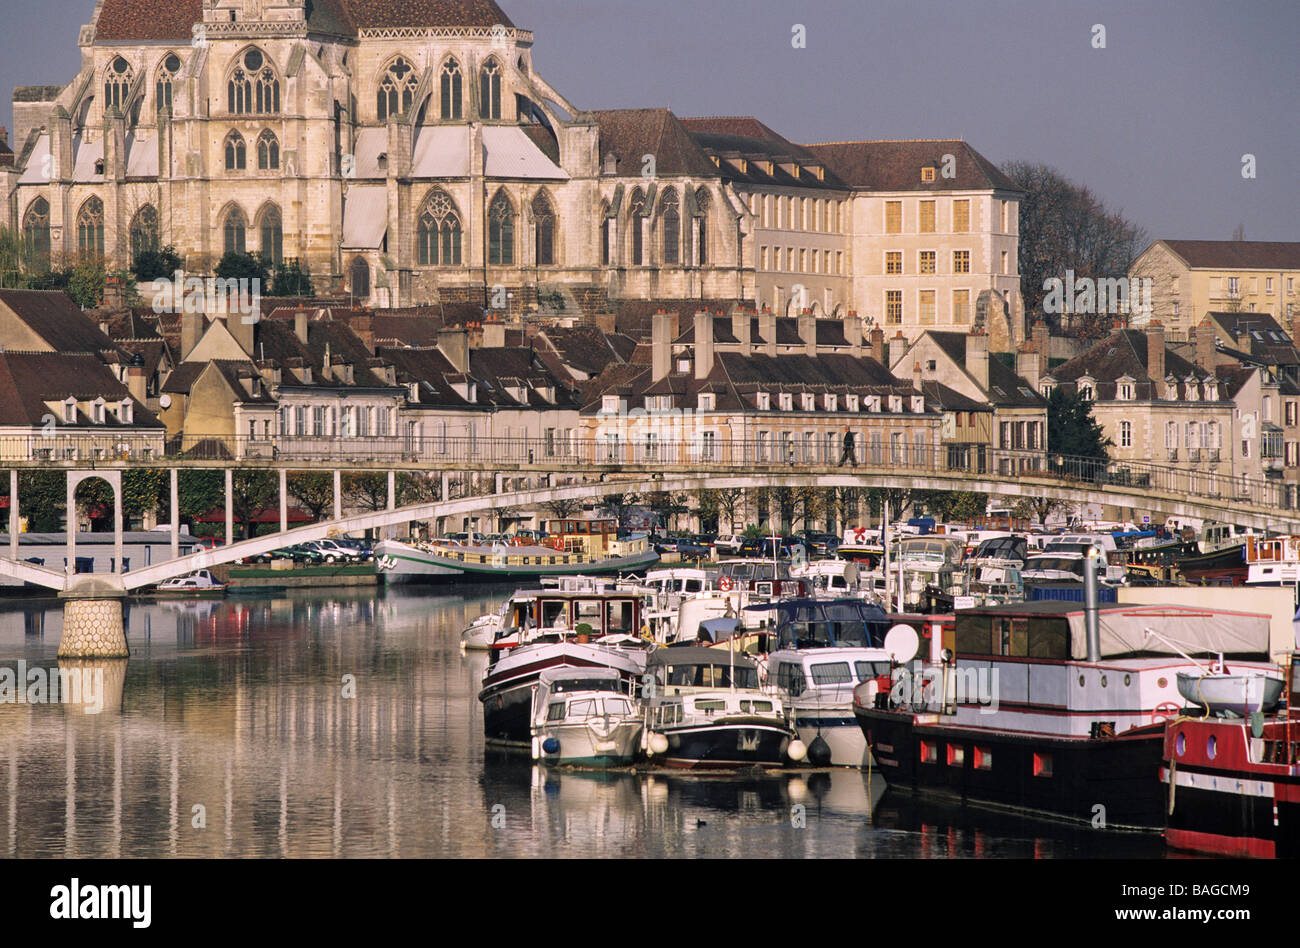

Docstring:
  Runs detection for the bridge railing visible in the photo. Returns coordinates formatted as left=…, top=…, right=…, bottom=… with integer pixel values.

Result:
left=0, top=431, right=1289, bottom=514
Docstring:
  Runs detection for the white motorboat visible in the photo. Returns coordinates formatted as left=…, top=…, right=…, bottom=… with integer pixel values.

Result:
left=152, top=569, right=226, bottom=597
left=530, top=668, right=643, bottom=767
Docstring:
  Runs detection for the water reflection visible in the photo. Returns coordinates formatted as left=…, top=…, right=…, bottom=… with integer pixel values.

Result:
left=0, top=587, right=1167, bottom=858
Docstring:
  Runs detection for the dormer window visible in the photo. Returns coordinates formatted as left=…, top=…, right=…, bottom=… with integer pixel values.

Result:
left=697, top=392, right=716, bottom=411
left=778, top=393, right=794, bottom=411
left=801, top=393, right=815, bottom=412
left=92, top=397, right=106, bottom=424
left=677, top=359, right=691, bottom=373
left=1118, top=382, right=1133, bottom=400
left=93, top=159, right=105, bottom=176
left=1165, top=381, right=1178, bottom=400
left=1078, top=378, right=1094, bottom=401
left=118, top=399, right=133, bottom=424
left=408, top=382, right=419, bottom=403
left=602, top=395, right=620, bottom=414
left=911, top=395, right=925, bottom=413
left=921, top=166, right=936, bottom=182
left=1185, top=380, right=1199, bottom=402
left=867, top=395, right=881, bottom=413
left=845, top=394, right=859, bottom=412
left=824, top=394, right=838, bottom=412
left=756, top=392, right=771, bottom=411
left=1203, top=382, right=1216, bottom=401
left=888, top=395, right=903, bottom=413
left=63, top=397, right=76, bottom=424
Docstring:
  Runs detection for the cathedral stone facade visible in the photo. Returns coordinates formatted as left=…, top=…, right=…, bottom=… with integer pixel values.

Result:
left=5, top=0, right=1023, bottom=342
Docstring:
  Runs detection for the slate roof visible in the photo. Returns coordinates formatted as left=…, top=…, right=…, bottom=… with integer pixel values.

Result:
left=803, top=140, right=1019, bottom=193
left=0, top=289, right=122, bottom=355
left=1160, top=240, right=1300, bottom=270
left=1047, top=330, right=1218, bottom=401
left=681, top=116, right=849, bottom=192
left=93, top=0, right=513, bottom=41
left=0, top=351, right=163, bottom=427
left=1204, top=312, right=1300, bottom=366
left=924, top=332, right=1045, bottom=407
left=590, top=109, right=720, bottom=178
left=535, top=326, right=623, bottom=377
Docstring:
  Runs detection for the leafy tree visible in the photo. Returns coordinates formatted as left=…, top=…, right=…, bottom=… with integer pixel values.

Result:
left=15, top=471, right=66, bottom=532
left=133, top=245, right=183, bottom=283
left=397, top=472, right=441, bottom=506
left=343, top=473, right=389, bottom=512
left=914, top=489, right=988, bottom=523
left=178, top=470, right=225, bottom=525
left=231, top=471, right=278, bottom=539
left=1000, top=161, right=1148, bottom=339
left=1013, top=496, right=1075, bottom=527
left=712, top=488, right=745, bottom=533
left=288, top=472, right=336, bottom=521
left=865, top=487, right=916, bottom=524
left=645, top=490, right=689, bottom=531
left=270, top=259, right=314, bottom=297
left=66, top=261, right=106, bottom=309
left=215, top=251, right=270, bottom=286
left=1046, top=387, right=1111, bottom=461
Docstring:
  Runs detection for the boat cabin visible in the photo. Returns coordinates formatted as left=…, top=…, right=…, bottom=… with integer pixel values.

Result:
left=748, top=598, right=890, bottom=651
left=504, top=588, right=643, bottom=638
left=647, top=647, right=761, bottom=693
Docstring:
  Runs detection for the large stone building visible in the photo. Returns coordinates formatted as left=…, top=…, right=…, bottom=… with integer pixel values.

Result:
left=1128, top=240, right=1300, bottom=338
left=5, top=0, right=1020, bottom=335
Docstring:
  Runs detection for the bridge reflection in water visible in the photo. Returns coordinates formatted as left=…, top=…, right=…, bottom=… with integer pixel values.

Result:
left=0, top=588, right=1168, bottom=858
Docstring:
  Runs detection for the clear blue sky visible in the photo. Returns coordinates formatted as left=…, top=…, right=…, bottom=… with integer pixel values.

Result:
left=5, top=0, right=1297, bottom=242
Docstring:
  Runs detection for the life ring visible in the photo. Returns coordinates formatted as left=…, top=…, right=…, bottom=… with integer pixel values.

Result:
left=853, top=528, right=866, bottom=544
left=718, top=575, right=733, bottom=591
left=1153, top=701, right=1181, bottom=724
left=510, top=537, right=527, bottom=547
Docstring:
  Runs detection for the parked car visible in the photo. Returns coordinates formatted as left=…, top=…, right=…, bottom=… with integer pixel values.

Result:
left=676, top=536, right=712, bottom=558
left=799, top=532, right=841, bottom=556
left=284, top=544, right=324, bottom=565
left=714, top=534, right=745, bottom=555
left=758, top=536, right=807, bottom=559
left=337, top=538, right=374, bottom=561
left=305, top=539, right=365, bottom=563
left=652, top=534, right=681, bottom=555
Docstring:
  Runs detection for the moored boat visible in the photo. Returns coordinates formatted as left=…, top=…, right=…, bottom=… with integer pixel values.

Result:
left=530, top=667, right=643, bottom=767
left=151, top=569, right=227, bottom=598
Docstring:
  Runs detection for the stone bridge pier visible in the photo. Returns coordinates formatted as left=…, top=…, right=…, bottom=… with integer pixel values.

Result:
left=58, top=576, right=129, bottom=659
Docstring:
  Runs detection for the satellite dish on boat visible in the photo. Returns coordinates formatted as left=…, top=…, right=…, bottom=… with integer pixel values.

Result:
left=884, top=624, right=921, bottom=664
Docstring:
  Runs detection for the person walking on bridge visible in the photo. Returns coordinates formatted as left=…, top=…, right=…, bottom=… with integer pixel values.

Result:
left=839, top=426, right=857, bottom=467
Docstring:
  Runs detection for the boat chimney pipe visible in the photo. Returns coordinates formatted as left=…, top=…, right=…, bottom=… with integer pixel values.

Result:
left=1084, top=545, right=1101, bottom=662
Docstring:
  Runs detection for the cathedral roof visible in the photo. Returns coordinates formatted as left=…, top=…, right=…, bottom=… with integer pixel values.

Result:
left=93, top=0, right=514, bottom=42
left=590, top=109, right=719, bottom=179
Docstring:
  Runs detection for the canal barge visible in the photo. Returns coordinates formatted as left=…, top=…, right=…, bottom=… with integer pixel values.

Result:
left=854, top=569, right=1277, bottom=830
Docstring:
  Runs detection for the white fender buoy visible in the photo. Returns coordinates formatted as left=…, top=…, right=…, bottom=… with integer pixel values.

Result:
left=787, top=739, right=808, bottom=762
left=531, top=737, right=541, bottom=760
left=648, top=732, right=669, bottom=755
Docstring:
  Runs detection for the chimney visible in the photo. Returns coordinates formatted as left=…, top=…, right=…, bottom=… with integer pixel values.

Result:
left=912, top=360, right=923, bottom=392
left=1032, top=322, right=1050, bottom=359
left=870, top=327, right=885, bottom=364
left=1190, top=324, right=1215, bottom=372
left=847, top=312, right=863, bottom=358
left=437, top=328, right=469, bottom=373
left=181, top=312, right=202, bottom=360
left=352, top=314, right=375, bottom=352
left=1146, top=321, right=1165, bottom=383
left=759, top=312, right=777, bottom=357
left=652, top=311, right=672, bottom=380
left=294, top=310, right=309, bottom=345
left=694, top=311, right=715, bottom=380
left=126, top=362, right=147, bottom=404
left=227, top=313, right=255, bottom=358
left=798, top=310, right=817, bottom=357
left=1016, top=345, right=1041, bottom=392
left=731, top=310, right=752, bottom=357
left=887, top=331, right=907, bottom=372
left=966, top=331, right=989, bottom=392
left=482, top=322, right=506, bottom=348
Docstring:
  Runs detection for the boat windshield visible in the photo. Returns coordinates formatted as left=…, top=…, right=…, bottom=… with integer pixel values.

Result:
left=663, top=663, right=758, bottom=689
left=1025, top=557, right=1084, bottom=575
left=550, top=678, right=624, bottom=694
left=778, top=620, right=875, bottom=649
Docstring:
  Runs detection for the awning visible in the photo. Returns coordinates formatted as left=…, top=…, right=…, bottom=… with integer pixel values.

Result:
left=342, top=185, right=388, bottom=249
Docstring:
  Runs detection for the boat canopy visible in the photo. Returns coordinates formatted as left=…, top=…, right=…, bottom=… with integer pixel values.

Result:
left=1081, top=606, right=1271, bottom=661
left=538, top=667, right=622, bottom=686
left=746, top=598, right=890, bottom=649
left=648, top=646, right=757, bottom=669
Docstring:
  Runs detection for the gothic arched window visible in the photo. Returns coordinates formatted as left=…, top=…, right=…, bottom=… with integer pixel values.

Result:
left=104, top=57, right=133, bottom=112
left=350, top=257, right=370, bottom=298
left=532, top=192, right=555, bottom=266
left=377, top=57, right=416, bottom=121
left=156, top=53, right=180, bottom=112
left=228, top=49, right=279, bottom=115
left=488, top=190, right=514, bottom=265
left=23, top=198, right=50, bottom=264
left=257, top=129, right=279, bottom=170
left=223, top=207, right=247, bottom=256
left=628, top=188, right=646, bottom=266
left=599, top=202, right=611, bottom=266
left=660, top=188, right=681, bottom=265
left=130, top=205, right=159, bottom=260
left=224, top=131, right=246, bottom=171
left=259, top=206, right=282, bottom=264
left=479, top=59, right=501, bottom=120
left=77, top=198, right=105, bottom=259
left=416, top=189, right=462, bottom=266
left=440, top=59, right=463, bottom=120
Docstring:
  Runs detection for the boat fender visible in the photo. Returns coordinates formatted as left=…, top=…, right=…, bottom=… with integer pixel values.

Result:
left=787, top=739, right=808, bottom=763
left=542, top=737, right=561, bottom=755
left=648, top=732, right=669, bottom=756
left=807, top=735, right=832, bottom=767
left=531, top=737, right=541, bottom=760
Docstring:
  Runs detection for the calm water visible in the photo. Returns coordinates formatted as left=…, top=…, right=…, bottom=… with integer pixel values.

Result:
left=0, top=585, right=1167, bottom=858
